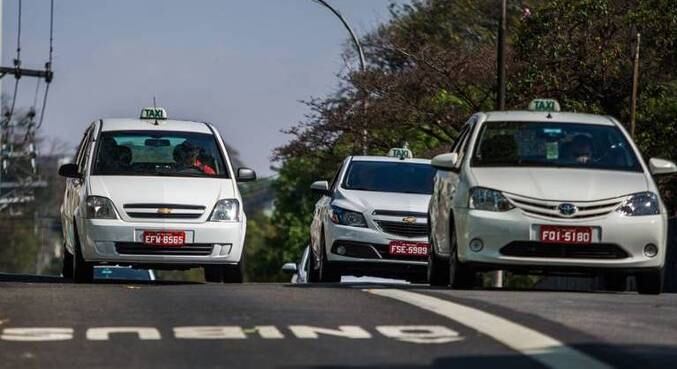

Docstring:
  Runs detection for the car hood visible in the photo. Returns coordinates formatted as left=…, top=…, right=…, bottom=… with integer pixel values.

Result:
left=89, top=175, right=236, bottom=210
left=470, top=167, right=648, bottom=201
left=334, top=189, right=431, bottom=214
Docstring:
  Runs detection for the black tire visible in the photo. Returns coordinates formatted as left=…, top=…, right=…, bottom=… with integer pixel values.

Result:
left=223, top=252, right=245, bottom=283
left=428, top=248, right=450, bottom=287
left=203, top=265, right=224, bottom=283
left=62, top=245, right=74, bottom=279
left=448, top=229, right=475, bottom=290
left=72, top=227, right=94, bottom=283
left=636, top=269, right=663, bottom=295
left=601, top=272, right=627, bottom=292
left=308, top=243, right=321, bottom=283
left=318, top=232, right=341, bottom=283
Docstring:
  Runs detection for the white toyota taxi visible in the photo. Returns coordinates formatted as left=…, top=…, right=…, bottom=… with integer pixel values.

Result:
left=427, top=99, right=676, bottom=294
left=308, top=148, right=435, bottom=282
left=59, top=108, right=255, bottom=283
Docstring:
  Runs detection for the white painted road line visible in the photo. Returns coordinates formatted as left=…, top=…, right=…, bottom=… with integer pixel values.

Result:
left=367, top=289, right=613, bottom=369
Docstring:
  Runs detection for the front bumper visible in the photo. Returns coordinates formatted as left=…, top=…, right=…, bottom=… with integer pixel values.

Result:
left=455, top=208, right=667, bottom=271
left=324, top=223, right=428, bottom=266
left=78, top=218, right=245, bottom=265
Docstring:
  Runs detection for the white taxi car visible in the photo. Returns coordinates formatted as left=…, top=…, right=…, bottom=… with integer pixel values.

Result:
left=59, top=108, right=255, bottom=283
left=428, top=99, right=677, bottom=294
left=308, top=149, right=435, bottom=282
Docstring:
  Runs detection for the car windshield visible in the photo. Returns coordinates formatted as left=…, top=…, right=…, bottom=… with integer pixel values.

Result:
left=471, top=122, right=642, bottom=172
left=342, top=161, right=435, bottom=194
left=92, top=130, right=228, bottom=178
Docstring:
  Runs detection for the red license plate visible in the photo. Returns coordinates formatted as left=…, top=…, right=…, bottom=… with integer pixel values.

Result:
left=143, top=231, right=185, bottom=246
left=540, top=225, right=592, bottom=244
left=389, top=241, right=430, bottom=256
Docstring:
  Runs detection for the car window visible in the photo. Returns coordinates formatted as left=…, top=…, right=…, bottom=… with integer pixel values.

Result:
left=77, top=127, right=95, bottom=174
left=342, top=161, right=436, bottom=194
left=92, top=130, right=229, bottom=178
left=471, top=121, right=642, bottom=172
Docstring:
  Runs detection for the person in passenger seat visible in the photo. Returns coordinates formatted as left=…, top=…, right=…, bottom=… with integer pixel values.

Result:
left=173, top=141, right=216, bottom=175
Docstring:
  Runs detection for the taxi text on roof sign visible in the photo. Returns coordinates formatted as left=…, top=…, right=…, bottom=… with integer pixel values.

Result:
left=140, top=107, right=168, bottom=120
left=528, top=99, right=561, bottom=112
left=387, top=147, right=413, bottom=159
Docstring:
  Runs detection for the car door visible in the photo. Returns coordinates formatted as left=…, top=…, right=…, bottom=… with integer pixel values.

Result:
left=431, top=116, right=477, bottom=257
left=62, top=123, right=96, bottom=253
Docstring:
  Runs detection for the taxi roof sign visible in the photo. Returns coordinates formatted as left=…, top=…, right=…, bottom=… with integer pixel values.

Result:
left=140, top=107, right=168, bottom=120
left=387, top=147, right=413, bottom=160
left=528, top=99, right=561, bottom=112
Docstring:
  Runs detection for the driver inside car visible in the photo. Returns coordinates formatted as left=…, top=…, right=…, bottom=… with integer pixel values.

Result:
left=568, top=134, right=594, bottom=164
left=173, top=141, right=216, bottom=175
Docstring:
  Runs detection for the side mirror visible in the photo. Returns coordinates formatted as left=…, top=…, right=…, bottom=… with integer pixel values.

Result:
left=281, top=262, right=298, bottom=274
left=237, top=167, right=257, bottom=182
left=649, top=158, right=677, bottom=176
left=58, top=163, right=81, bottom=179
left=310, top=180, right=330, bottom=196
left=431, top=153, right=459, bottom=170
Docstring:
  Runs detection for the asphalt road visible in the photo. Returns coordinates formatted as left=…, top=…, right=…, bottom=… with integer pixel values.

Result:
left=1, top=274, right=676, bottom=369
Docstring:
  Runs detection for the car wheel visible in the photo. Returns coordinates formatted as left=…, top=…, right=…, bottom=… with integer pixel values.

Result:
left=319, top=233, right=341, bottom=283
left=72, top=227, right=94, bottom=283
left=308, top=242, right=321, bottom=283
left=448, top=229, right=475, bottom=290
left=428, top=245, right=450, bottom=287
left=636, top=269, right=663, bottom=295
left=223, top=252, right=245, bottom=283
left=62, top=244, right=74, bottom=279
left=600, top=272, right=627, bottom=292
left=203, top=265, right=224, bottom=283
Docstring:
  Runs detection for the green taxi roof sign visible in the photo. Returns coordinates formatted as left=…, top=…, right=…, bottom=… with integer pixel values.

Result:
left=528, top=99, right=561, bottom=112
left=140, top=107, right=168, bottom=120
left=387, top=147, right=413, bottom=160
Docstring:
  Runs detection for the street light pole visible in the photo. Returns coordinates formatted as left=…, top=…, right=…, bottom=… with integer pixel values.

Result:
left=496, top=0, right=506, bottom=111
left=311, top=0, right=368, bottom=154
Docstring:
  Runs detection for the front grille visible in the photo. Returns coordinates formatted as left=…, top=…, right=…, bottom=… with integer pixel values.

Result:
left=115, top=243, right=214, bottom=256
left=500, top=241, right=628, bottom=259
left=376, top=221, right=428, bottom=238
left=123, top=203, right=206, bottom=220
left=504, top=193, right=624, bottom=219
left=331, top=241, right=427, bottom=261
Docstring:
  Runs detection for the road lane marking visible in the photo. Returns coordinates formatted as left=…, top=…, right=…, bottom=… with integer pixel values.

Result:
left=289, top=325, right=371, bottom=339
left=1, top=328, right=73, bottom=341
left=376, top=325, right=462, bottom=344
left=367, top=289, right=613, bottom=369
left=174, top=326, right=285, bottom=339
left=86, top=327, right=161, bottom=341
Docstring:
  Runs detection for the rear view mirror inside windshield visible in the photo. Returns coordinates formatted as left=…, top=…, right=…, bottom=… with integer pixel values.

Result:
left=145, top=138, right=170, bottom=147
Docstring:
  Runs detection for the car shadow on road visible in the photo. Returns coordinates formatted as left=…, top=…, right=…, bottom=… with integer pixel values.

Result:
left=284, top=282, right=626, bottom=294
left=0, top=273, right=200, bottom=286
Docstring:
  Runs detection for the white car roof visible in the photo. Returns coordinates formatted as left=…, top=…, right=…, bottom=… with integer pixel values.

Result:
left=483, top=111, right=616, bottom=126
left=351, top=156, right=431, bottom=164
left=100, top=118, right=213, bottom=134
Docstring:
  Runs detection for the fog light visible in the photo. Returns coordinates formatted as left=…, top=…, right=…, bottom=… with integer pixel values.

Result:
left=336, top=245, right=347, bottom=255
left=644, top=244, right=658, bottom=258
left=469, top=238, right=484, bottom=252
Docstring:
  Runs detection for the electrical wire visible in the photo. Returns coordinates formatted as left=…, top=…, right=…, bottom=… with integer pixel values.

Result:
left=6, top=0, right=23, bottom=125
left=36, top=0, right=55, bottom=130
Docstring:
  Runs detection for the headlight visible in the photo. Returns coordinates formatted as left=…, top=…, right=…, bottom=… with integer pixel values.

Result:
left=330, top=206, right=367, bottom=227
left=86, top=196, right=118, bottom=219
left=616, top=192, right=659, bottom=216
left=469, top=187, right=514, bottom=212
left=209, top=199, right=240, bottom=222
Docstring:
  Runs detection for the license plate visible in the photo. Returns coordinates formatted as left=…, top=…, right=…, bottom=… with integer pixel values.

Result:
left=540, top=225, right=592, bottom=244
left=388, top=241, right=429, bottom=256
left=143, top=231, right=185, bottom=246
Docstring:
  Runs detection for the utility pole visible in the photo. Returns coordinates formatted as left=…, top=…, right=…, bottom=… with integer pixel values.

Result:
left=496, top=0, right=507, bottom=111
left=630, top=32, right=640, bottom=138
left=312, top=0, right=368, bottom=155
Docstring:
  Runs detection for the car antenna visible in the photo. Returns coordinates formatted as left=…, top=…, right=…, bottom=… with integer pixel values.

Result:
left=153, top=96, right=160, bottom=125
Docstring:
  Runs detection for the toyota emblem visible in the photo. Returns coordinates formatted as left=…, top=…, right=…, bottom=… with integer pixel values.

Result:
left=558, top=203, right=578, bottom=217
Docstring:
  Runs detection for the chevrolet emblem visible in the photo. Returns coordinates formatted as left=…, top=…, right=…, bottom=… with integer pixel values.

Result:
left=157, top=208, right=173, bottom=215
left=402, top=216, right=417, bottom=224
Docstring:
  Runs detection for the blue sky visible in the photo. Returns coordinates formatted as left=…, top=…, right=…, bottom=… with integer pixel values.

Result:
left=1, top=0, right=405, bottom=176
